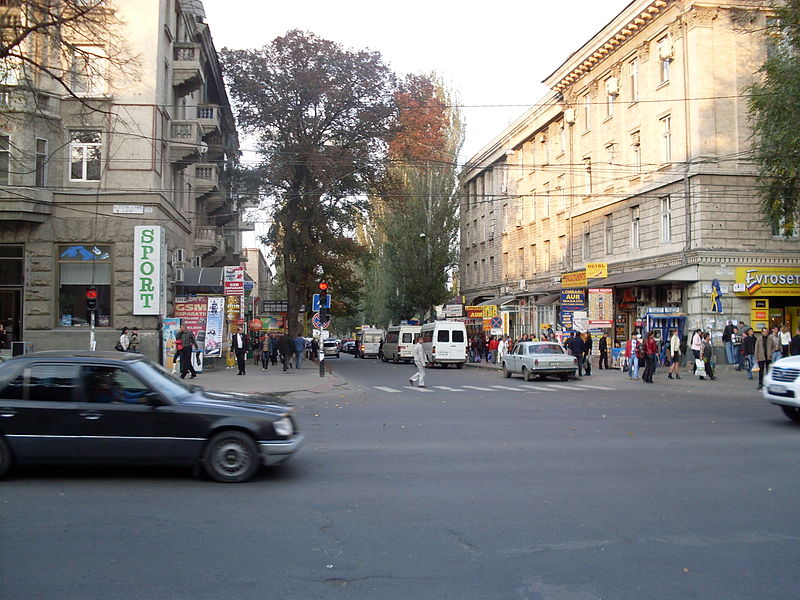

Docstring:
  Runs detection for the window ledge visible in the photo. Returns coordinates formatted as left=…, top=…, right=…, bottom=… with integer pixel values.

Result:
left=627, top=100, right=639, bottom=108
left=656, top=80, right=670, bottom=91
left=603, top=115, right=613, bottom=124
left=581, top=128, right=592, bottom=136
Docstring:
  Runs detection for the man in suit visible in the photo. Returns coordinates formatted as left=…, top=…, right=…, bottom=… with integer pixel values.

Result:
left=231, top=327, right=250, bottom=375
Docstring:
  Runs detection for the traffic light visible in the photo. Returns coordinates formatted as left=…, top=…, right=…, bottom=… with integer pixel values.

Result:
left=86, top=287, right=98, bottom=311
left=318, top=282, right=329, bottom=322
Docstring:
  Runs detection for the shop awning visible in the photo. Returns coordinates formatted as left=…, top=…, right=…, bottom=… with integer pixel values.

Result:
left=179, top=267, right=224, bottom=287
left=594, top=265, right=697, bottom=287
left=477, top=295, right=517, bottom=306
left=533, top=293, right=561, bottom=306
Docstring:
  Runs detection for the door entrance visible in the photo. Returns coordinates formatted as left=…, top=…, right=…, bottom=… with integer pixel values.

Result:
left=0, top=288, right=22, bottom=348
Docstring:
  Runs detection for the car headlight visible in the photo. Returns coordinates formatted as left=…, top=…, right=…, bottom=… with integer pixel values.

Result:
left=273, top=416, right=294, bottom=436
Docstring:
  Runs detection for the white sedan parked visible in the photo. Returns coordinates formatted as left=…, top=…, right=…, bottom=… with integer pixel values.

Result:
left=501, top=341, right=578, bottom=382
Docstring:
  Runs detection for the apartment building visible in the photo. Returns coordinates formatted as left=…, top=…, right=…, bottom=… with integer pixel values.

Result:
left=459, top=0, right=800, bottom=341
left=0, top=0, right=244, bottom=356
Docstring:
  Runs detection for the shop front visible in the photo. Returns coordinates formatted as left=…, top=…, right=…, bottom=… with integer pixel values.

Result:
left=734, top=267, right=800, bottom=332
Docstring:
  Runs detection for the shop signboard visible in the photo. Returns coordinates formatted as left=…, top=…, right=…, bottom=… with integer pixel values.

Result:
left=735, top=267, right=800, bottom=296
left=573, top=311, right=589, bottom=333
left=223, top=265, right=245, bottom=295
left=173, top=297, right=208, bottom=373
left=226, top=294, right=243, bottom=321
left=482, top=305, right=498, bottom=319
left=133, top=225, right=166, bottom=315
left=588, top=288, right=613, bottom=323
left=585, top=262, right=608, bottom=279
left=562, top=270, right=587, bottom=288
left=560, top=309, right=574, bottom=330
left=204, top=296, right=224, bottom=356
left=561, top=288, right=586, bottom=310
left=445, top=304, right=464, bottom=318
left=263, top=300, right=288, bottom=313
left=465, top=306, right=484, bottom=319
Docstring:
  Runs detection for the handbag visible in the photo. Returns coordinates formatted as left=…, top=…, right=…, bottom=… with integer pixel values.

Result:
left=114, top=342, right=124, bottom=352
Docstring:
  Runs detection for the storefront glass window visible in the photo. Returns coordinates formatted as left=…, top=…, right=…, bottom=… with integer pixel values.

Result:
left=57, top=244, right=112, bottom=327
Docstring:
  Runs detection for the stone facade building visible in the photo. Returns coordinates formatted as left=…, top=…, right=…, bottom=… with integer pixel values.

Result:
left=459, top=0, right=800, bottom=343
left=0, top=0, right=243, bottom=357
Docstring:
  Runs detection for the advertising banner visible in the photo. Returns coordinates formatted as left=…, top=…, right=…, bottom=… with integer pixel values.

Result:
left=445, top=304, right=464, bottom=318
left=174, top=297, right=208, bottom=373
left=585, top=262, right=608, bottom=279
left=561, top=288, right=586, bottom=310
left=735, top=267, right=800, bottom=296
left=465, top=306, right=484, bottom=319
left=562, top=270, right=587, bottom=288
left=226, top=294, right=243, bottom=322
left=204, top=296, right=224, bottom=356
left=162, top=317, right=180, bottom=371
left=223, top=265, right=245, bottom=295
left=588, top=288, right=613, bottom=323
left=560, top=310, right=574, bottom=330
left=133, top=225, right=166, bottom=315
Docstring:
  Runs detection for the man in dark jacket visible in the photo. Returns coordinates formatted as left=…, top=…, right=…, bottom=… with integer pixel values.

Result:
left=567, top=333, right=585, bottom=377
left=177, top=325, right=198, bottom=379
left=598, top=333, right=609, bottom=370
left=742, top=327, right=756, bottom=380
left=231, top=327, right=250, bottom=376
left=278, top=334, right=294, bottom=371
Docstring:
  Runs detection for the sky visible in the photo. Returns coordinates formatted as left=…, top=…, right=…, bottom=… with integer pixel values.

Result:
left=202, top=0, right=627, bottom=163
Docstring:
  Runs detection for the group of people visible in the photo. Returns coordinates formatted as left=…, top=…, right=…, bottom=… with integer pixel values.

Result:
left=254, top=333, right=311, bottom=374
left=735, top=324, right=800, bottom=390
left=116, top=327, right=140, bottom=353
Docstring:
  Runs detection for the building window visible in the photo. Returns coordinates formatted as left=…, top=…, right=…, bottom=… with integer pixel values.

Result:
left=772, top=212, right=800, bottom=238
left=543, top=240, right=551, bottom=272
left=629, top=56, right=639, bottom=102
left=35, top=138, right=47, bottom=187
left=558, top=235, right=567, bottom=269
left=530, top=244, right=537, bottom=274
left=58, top=244, right=112, bottom=328
left=0, top=135, right=9, bottom=185
left=660, top=115, right=672, bottom=163
left=489, top=256, right=495, bottom=281
left=661, top=196, right=672, bottom=243
left=542, top=183, right=550, bottom=218
left=502, top=252, right=509, bottom=279
left=605, top=143, right=616, bottom=184
left=70, top=45, right=107, bottom=96
left=558, top=121, right=566, bottom=155
left=69, top=131, right=101, bottom=181
left=631, top=130, right=641, bottom=173
left=582, top=94, right=591, bottom=131
left=605, top=214, right=613, bottom=255
left=481, top=258, right=486, bottom=283
left=630, top=206, right=640, bottom=249
left=658, top=36, right=672, bottom=84
left=582, top=222, right=591, bottom=260
left=517, top=247, right=524, bottom=277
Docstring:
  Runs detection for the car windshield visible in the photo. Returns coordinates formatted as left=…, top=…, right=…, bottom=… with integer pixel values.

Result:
left=363, top=333, right=382, bottom=343
left=531, top=344, right=565, bottom=355
left=129, top=359, right=194, bottom=401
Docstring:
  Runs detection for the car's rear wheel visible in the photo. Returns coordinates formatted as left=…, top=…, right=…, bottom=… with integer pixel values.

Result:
left=456, top=363, right=463, bottom=369
left=781, top=405, right=800, bottom=423
left=0, top=437, right=12, bottom=479
left=522, top=366, right=531, bottom=382
left=203, top=431, right=259, bottom=483
left=559, top=373, right=569, bottom=381
left=501, top=362, right=511, bottom=378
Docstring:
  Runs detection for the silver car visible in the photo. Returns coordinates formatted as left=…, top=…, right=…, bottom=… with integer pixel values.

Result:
left=501, top=341, right=578, bottom=382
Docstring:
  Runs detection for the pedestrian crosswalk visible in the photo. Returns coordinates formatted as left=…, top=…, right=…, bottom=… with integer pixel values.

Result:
left=375, top=382, right=615, bottom=394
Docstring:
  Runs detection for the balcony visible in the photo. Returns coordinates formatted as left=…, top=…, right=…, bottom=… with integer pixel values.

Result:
left=192, top=163, right=219, bottom=196
left=0, top=186, right=52, bottom=222
left=196, top=104, right=220, bottom=136
left=172, top=42, right=204, bottom=96
left=168, top=120, right=203, bottom=164
left=194, top=224, right=222, bottom=255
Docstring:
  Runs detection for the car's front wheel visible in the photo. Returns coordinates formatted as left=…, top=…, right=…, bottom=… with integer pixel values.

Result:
left=203, top=431, right=259, bottom=483
left=560, top=373, right=569, bottom=381
left=522, top=366, right=532, bottom=382
left=781, top=405, right=800, bottom=423
left=0, top=437, right=12, bottom=479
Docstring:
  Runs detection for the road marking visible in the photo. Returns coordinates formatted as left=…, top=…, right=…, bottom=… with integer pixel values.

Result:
left=404, top=386, right=434, bottom=393
left=539, top=384, right=574, bottom=390
left=374, top=386, right=402, bottom=393
left=574, top=384, right=615, bottom=391
left=491, top=385, right=523, bottom=391
left=461, top=385, right=494, bottom=391
left=434, top=386, right=463, bottom=392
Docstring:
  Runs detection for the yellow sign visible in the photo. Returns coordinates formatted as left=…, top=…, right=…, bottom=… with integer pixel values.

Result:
left=586, top=262, right=608, bottom=278
left=483, top=305, right=498, bottom=319
left=561, top=270, right=587, bottom=288
left=735, top=267, right=800, bottom=297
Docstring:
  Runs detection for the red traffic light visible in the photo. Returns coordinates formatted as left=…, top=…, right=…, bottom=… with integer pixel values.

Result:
left=319, top=282, right=329, bottom=292
left=86, top=287, right=98, bottom=300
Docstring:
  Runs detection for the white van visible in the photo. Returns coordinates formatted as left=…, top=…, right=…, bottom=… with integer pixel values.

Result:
left=355, top=328, right=384, bottom=359
left=381, top=324, right=421, bottom=363
left=419, top=321, right=468, bottom=368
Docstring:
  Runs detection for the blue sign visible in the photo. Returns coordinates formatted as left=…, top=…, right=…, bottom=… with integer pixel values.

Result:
left=561, top=288, right=586, bottom=310
left=561, top=310, right=574, bottom=329
left=312, top=312, right=330, bottom=329
left=312, top=293, right=331, bottom=311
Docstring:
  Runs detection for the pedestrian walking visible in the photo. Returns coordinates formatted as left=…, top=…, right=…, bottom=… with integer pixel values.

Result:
left=231, top=326, right=249, bottom=375
left=742, top=327, right=756, bottom=380
left=699, top=332, right=716, bottom=380
left=668, top=329, right=681, bottom=379
left=770, top=326, right=783, bottom=363
left=690, top=329, right=703, bottom=374
left=294, top=335, right=306, bottom=369
left=722, top=321, right=736, bottom=365
left=567, top=333, right=585, bottom=377
left=488, top=336, right=499, bottom=364
left=780, top=324, right=791, bottom=358
left=260, top=334, right=270, bottom=370
left=497, top=336, right=508, bottom=365
left=624, top=333, right=641, bottom=380
left=409, top=335, right=427, bottom=388
left=582, top=332, right=593, bottom=376
left=176, top=324, right=197, bottom=379
left=116, top=327, right=130, bottom=352
left=598, top=332, right=609, bottom=370
left=642, top=331, right=658, bottom=383
left=129, top=327, right=140, bottom=353
left=268, top=333, right=279, bottom=366
left=731, top=326, right=743, bottom=370
left=279, top=334, right=293, bottom=372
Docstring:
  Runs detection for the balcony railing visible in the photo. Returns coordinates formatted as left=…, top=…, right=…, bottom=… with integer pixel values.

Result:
left=196, top=104, right=220, bottom=136
left=172, top=42, right=203, bottom=96
left=168, top=120, right=203, bottom=164
left=192, top=163, right=219, bottom=195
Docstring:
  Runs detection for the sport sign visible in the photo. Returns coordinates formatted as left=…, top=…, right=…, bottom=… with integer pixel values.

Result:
left=133, top=225, right=166, bottom=315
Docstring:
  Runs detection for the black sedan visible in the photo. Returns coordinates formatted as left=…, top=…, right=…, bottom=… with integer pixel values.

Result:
left=0, top=351, right=304, bottom=483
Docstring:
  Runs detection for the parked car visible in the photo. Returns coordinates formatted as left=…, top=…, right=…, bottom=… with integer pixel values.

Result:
left=0, top=351, right=304, bottom=482
left=323, top=341, right=340, bottom=358
left=342, top=340, right=356, bottom=354
left=501, top=341, right=578, bottom=381
left=762, top=355, right=800, bottom=422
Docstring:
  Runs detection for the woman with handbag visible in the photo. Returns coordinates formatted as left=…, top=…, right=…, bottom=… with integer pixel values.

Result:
left=116, top=327, right=130, bottom=352
left=668, top=329, right=681, bottom=379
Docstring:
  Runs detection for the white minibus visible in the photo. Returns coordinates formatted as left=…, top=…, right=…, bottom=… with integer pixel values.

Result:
left=381, top=324, right=421, bottom=363
left=419, top=321, right=468, bottom=368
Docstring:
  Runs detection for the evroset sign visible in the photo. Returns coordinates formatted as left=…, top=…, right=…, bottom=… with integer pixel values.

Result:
left=736, top=267, right=800, bottom=297
left=133, top=225, right=166, bottom=314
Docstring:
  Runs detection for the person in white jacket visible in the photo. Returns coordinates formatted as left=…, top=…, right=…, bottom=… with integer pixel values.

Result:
left=409, top=335, right=427, bottom=388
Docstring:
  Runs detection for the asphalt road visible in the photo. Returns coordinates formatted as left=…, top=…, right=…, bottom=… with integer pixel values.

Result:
left=2, top=354, right=799, bottom=599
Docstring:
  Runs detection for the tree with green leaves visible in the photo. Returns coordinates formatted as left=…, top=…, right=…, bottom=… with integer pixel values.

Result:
left=221, top=31, right=397, bottom=335
left=747, top=0, right=800, bottom=235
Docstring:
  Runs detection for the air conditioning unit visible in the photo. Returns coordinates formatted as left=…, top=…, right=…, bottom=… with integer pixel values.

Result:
left=564, top=108, right=576, bottom=125
left=666, top=288, right=682, bottom=303
left=173, top=248, right=186, bottom=265
left=635, top=287, right=651, bottom=302
left=605, top=77, right=619, bottom=96
left=174, top=267, right=185, bottom=283
left=519, top=279, right=527, bottom=290
left=192, top=256, right=202, bottom=268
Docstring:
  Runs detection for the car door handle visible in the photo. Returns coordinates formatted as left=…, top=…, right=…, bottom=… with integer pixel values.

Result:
left=79, top=411, right=102, bottom=421
left=0, top=409, right=16, bottom=418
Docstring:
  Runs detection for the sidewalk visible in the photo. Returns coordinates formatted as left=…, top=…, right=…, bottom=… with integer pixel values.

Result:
left=465, top=358, right=762, bottom=392
left=187, top=359, right=347, bottom=396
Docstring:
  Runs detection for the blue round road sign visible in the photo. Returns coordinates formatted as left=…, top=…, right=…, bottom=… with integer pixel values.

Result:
left=312, top=312, right=330, bottom=329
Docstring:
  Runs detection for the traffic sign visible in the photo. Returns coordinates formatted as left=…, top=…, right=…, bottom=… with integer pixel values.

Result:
left=312, top=312, right=330, bottom=329
left=490, top=315, right=503, bottom=329
left=312, top=293, right=331, bottom=311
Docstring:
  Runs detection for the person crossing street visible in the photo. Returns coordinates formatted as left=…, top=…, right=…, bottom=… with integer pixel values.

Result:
left=409, top=335, right=427, bottom=388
